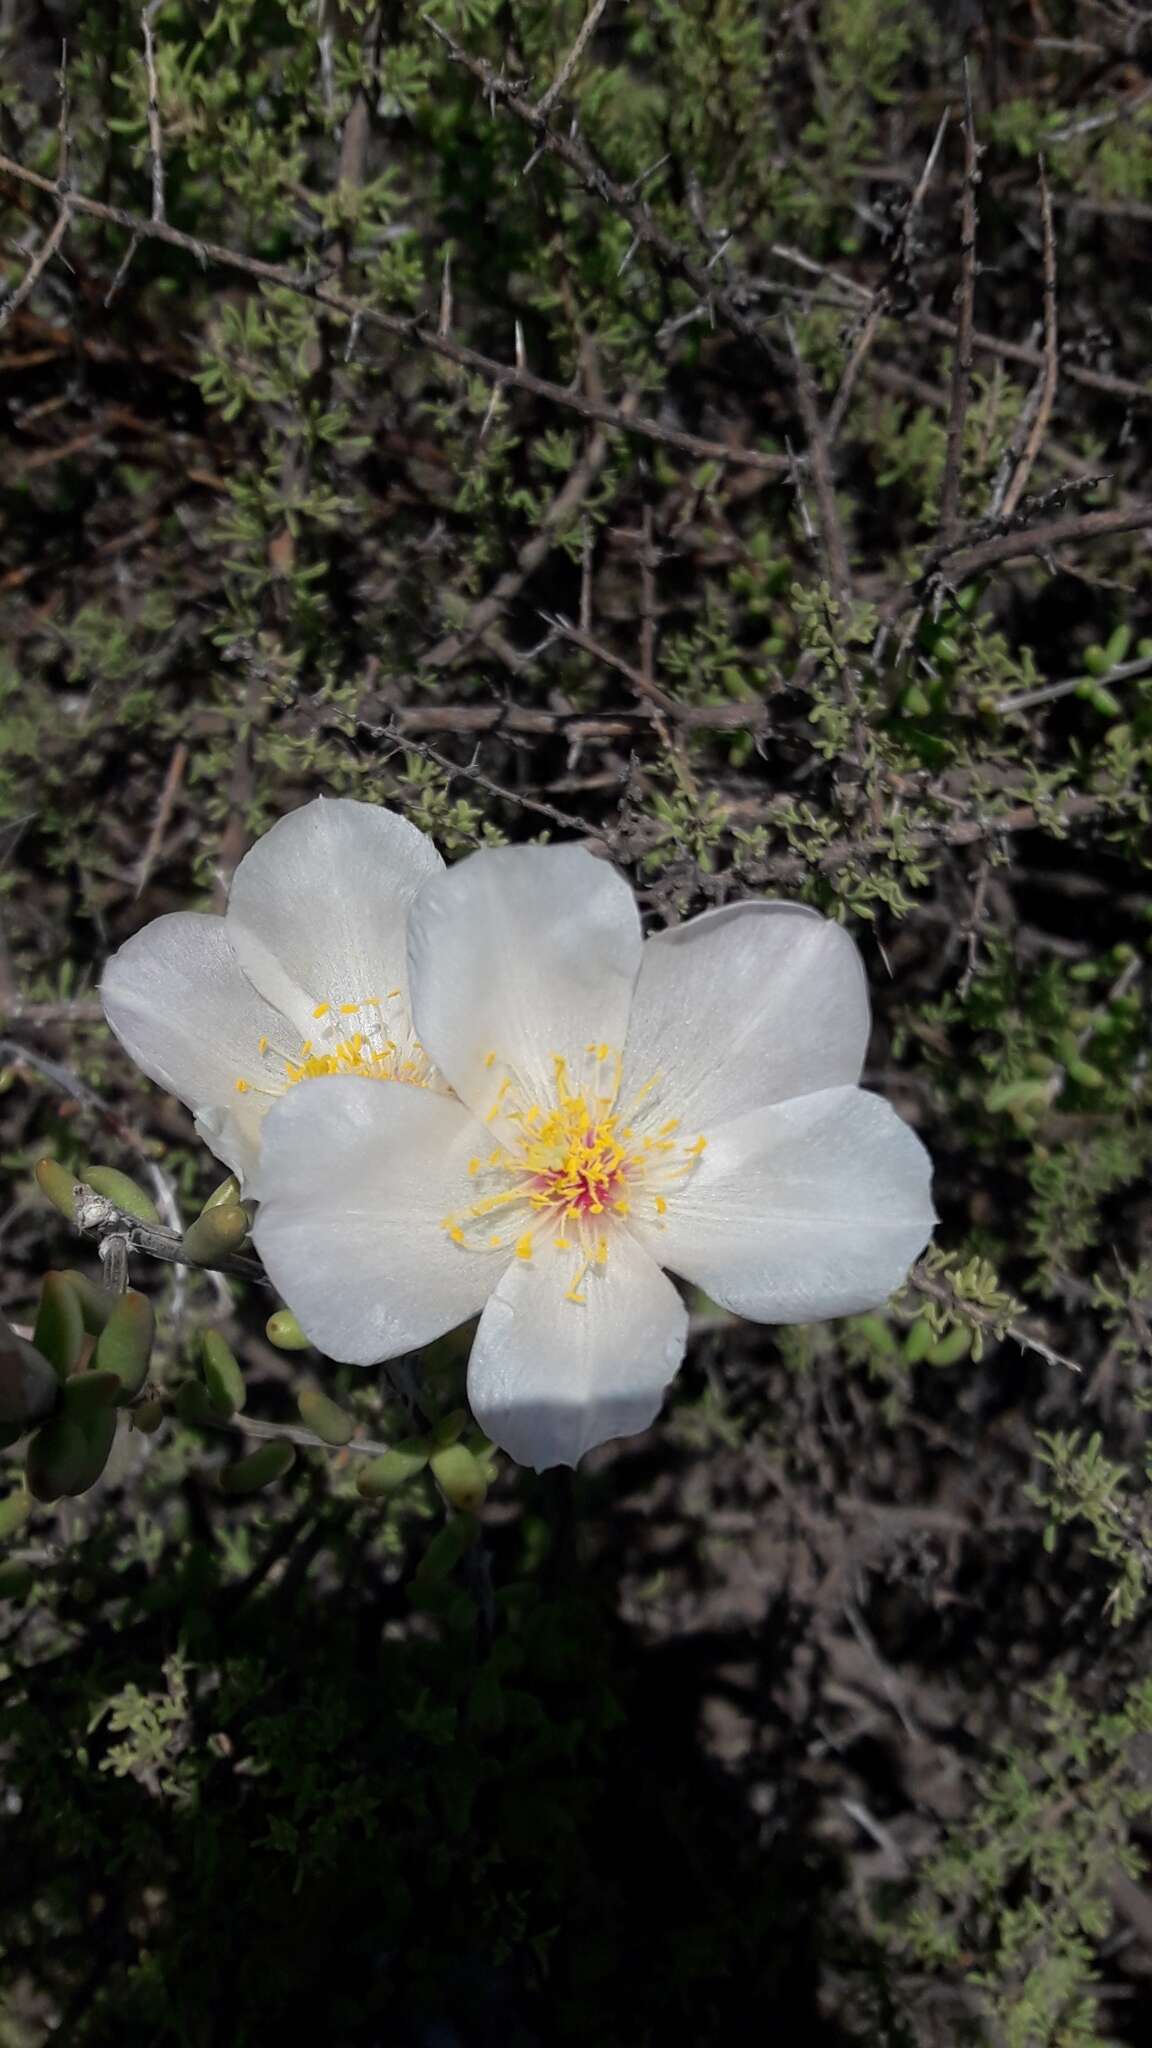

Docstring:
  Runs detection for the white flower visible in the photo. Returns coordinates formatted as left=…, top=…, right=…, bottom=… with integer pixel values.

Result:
left=250, top=843, right=936, bottom=1470
left=101, top=797, right=444, bottom=1181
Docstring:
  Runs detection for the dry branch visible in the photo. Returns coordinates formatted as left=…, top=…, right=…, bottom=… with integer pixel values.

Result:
left=0, top=151, right=789, bottom=478
left=939, top=66, right=979, bottom=543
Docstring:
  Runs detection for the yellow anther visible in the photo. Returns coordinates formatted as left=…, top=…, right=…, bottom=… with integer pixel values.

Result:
left=468, top=1157, right=481, bottom=1177
left=235, top=1078, right=249, bottom=1093
left=659, top=1118, right=680, bottom=1136
left=339, top=1002, right=359, bottom=1016
left=258, top=1035, right=269, bottom=1055
left=516, top=1232, right=534, bottom=1261
left=387, top=988, right=401, bottom=1000
left=449, top=1225, right=465, bottom=1245
left=312, top=1002, right=330, bottom=1019
left=484, top=1050, right=497, bottom=1068
left=687, top=1135, right=708, bottom=1155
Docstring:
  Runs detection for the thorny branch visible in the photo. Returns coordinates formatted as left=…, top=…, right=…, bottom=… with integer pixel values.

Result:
left=0, top=151, right=790, bottom=479
left=939, top=64, right=979, bottom=544
left=998, top=161, right=1059, bottom=524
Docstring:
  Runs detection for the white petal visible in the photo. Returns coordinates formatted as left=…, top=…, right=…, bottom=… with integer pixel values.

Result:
left=619, top=901, right=870, bottom=1132
left=642, top=1086, right=935, bottom=1323
left=101, top=913, right=296, bottom=1176
left=407, top=844, right=642, bottom=1119
left=251, top=1078, right=502, bottom=1363
left=467, top=1228, right=688, bottom=1470
left=225, top=797, right=443, bottom=1037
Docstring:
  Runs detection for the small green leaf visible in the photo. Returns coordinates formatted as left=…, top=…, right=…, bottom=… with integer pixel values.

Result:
left=429, top=1442, right=488, bottom=1513
left=60, top=1270, right=117, bottom=1335
left=356, top=1437, right=430, bottom=1498
left=201, top=1331, right=246, bottom=1418
left=901, top=1318, right=935, bottom=1365
left=218, top=1439, right=296, bottom=1493
left=83, top=1166, right=161, bottom=1225
left=25, top=1404, right=117, bottom=1502
left=33, top=1272, right=86, bottom=1378
left=296, top=1387, right=354, bottom=1446
left=925, top=1326, right=973, bottom=1367
left=34, top=1156, right=80, bottom=1223
left=415, top=1514, right=478, bottom=1581
left=94, top=1290, right=155, bottom=1401
left=182, top=1205, right=249, bottom=1266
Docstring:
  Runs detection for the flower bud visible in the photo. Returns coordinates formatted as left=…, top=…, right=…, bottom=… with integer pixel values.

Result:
left=201, top=1174, right=242, bottom=1214
left=201, top=1331, right=246, bottom=1418
left=265, top=1309, right=310, bottom=1351
left=32, top=1272, right=85, bottom=1379
left=83, top=1166, right=161, bottom=1225
left=94, top=1290, right=155, bottom=1402
left=181, top=1206, right=249, bottom=1266
left=218, top=1440, right=296, bottom=1494
left=296, top=1387, right=354, bottom=1446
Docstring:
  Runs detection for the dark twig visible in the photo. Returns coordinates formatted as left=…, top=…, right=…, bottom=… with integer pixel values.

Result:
left=0, top=204, right=71, bottom=334
left=141, top=3, right=166, bottom=223
left=826, top=106, right=950, bottom=446
left=422, top=390, right=638, bottom=668
left=532, top=0, right=610, bottom=120
left=939, top=64, right=979, bottom=543
left=0, top=150, right=789, bottom=478
left=133, top=740, right=188, bottom=898
left=998, top=161, right=1058, bottom=523
left=881, top=502, right=1152, bottom=622
left=786, top=317, right=851, bottom=600
left=424, top=16, right=782, bottom=361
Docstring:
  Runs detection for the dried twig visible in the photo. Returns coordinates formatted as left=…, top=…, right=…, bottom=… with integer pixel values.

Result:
left=198, top=1408, right=395, bottom=1461
left=912, top=1262, right=1083, bottom=1375
left=141, top=2, right=166, bottom=223
left=998, top=161, right=1059, bottom=523
left=826, top=106, right=950, bottom=446
left=939, top=64, right=979, bottom=543
left=133, top=740, right=189, bottom=898
left=0, top=204, right=71, bottom=335
left=422, top=392, right=638, bottom=669
left=0, top=150, right=788, bottom=478
left=70, top=1181, right=265, bottom=1281
left=424, top=15, right=783, bottom=363
left=995, top=650, right=1152, bottom=716
left=532, top=0, right=610, bottom=120
left=882, top=501, right=1152, bottom=622
left=787, top=317, right=851, bottom=600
